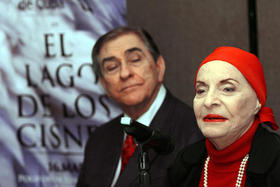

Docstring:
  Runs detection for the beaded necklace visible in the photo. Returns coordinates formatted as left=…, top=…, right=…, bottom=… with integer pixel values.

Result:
left=203, top=154, right=249, bottom=187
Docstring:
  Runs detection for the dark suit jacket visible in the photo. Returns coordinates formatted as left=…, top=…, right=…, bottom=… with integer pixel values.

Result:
left=77, top=91, right=203, bottom=187
left=169, top=124, right=280, bottom=187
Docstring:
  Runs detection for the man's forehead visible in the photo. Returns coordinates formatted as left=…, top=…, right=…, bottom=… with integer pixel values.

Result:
left=99, top=33, right=146, bottom=57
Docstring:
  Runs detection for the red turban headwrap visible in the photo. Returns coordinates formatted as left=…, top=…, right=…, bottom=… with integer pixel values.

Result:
left=195, top=46, right=278, bottom=130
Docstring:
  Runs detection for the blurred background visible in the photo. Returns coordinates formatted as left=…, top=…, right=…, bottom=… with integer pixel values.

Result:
left=0, top=0, right=279, bottom=186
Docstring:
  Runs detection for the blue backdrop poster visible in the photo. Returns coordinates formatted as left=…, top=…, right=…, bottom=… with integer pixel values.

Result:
left=0, top=0, right=125, bottom=186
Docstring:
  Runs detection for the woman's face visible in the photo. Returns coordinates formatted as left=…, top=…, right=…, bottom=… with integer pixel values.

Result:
left=194, top=60, right=261, bottom=148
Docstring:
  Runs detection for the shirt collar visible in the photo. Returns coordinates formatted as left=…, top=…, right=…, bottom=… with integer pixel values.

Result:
left=124, top=84, right=166, bottom=127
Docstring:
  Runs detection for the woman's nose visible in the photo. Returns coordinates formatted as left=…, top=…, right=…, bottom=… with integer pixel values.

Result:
left=203, top=90, right=220, bottom=108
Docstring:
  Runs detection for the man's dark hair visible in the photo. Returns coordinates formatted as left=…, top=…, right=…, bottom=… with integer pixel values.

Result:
left=91, top=26, right=161, bottom=80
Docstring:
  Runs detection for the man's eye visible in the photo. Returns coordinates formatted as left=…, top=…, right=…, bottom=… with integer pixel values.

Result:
left=128, top=56, right=141, bottom=63
left=106, top=65, right=118, bottom=71
left=104, top=63, right=119, bottom=73
left=127, top=52, right=142, bottom=63
left=131, top=58, right=140, bottom=62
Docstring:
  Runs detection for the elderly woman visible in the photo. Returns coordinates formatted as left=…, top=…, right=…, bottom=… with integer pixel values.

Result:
left=169, top=47, right=280, bottom=187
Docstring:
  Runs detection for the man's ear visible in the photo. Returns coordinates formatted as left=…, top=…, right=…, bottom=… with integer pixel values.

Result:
left=156, top=56, right=166, bottom=82
left=254, top=99, right=262, bottom=115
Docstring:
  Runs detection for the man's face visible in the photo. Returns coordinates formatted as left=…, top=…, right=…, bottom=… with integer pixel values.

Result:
left=98, top=33, right=165, bottom=110
left=193, top=60, right=260, bottom=146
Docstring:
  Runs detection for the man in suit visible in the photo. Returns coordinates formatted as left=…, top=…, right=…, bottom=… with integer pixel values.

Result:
left=76, top=26, right=203, bottom=187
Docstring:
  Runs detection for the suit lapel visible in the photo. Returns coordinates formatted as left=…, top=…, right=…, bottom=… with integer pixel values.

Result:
left=150, top=91, right=174, bottom=132
left=148, top=92, right=176, bottom=162
left=115, top=146, right=139, bottom=186
left=98, top=116, right=124, bottom=186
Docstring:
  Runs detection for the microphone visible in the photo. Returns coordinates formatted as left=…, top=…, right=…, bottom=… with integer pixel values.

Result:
left=121, top=117, right=174, bottom=155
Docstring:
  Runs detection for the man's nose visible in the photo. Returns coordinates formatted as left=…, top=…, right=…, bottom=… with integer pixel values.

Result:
left=119, top=63, right=132, bottom=80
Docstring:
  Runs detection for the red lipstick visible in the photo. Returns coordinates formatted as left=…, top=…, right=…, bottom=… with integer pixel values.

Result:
left=203, top=114, right=227, bottom=122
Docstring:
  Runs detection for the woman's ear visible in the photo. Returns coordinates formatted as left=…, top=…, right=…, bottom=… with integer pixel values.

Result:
left=254, top=99, right=262, bottom=115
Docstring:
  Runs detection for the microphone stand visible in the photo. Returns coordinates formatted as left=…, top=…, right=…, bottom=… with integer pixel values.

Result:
left=121, top=117, right=173, bottom=187
left=138, top=143, right=152, bottom=187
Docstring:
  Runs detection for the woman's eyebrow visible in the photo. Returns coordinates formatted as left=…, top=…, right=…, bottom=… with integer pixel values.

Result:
left=196, top=81, right=207, bottom=86
left=220, top=78, right=240, bottom=84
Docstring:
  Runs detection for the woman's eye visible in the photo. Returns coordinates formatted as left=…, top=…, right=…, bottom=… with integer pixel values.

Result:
left=223, top=87, right=235, bottom=92
left=196, top=89, right=205, bottom=94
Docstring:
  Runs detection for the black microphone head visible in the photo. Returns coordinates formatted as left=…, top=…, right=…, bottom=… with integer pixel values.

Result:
left=120, top=117, right=174, bottom=155
left=143, top=130, right=175, bottom=155
left=122, top=120, right=153, bottom=142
